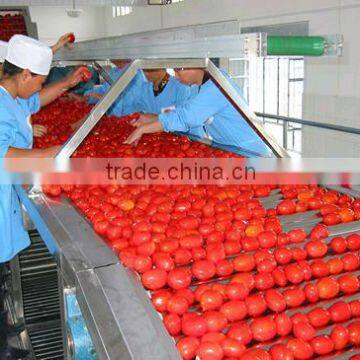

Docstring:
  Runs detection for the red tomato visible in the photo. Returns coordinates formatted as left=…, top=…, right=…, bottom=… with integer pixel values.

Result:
left=317, top=277, right=340, bottom=299
left=131, top=231, right=151, bottom=246
left=182, top=313, right=208, bottom=337
left=327, top=258, right=344, bottom=274
left=133, top=255, right=152, bottom=273
left=68, top=32, right=75, bottom=43
left=163, top=313, right=181, bottom=336
left=152, top=252, right=175, bottom=271
left=305, top=240, right=327, bottom=258
left=283, top=288, right=306, bottom=308
left=192, top=260, right=216, bottom=280
left=203, top=311, right=228, bottom=332
left=168, top=248, right=189, bottom=265
left=323, top=212, right=341, bottom=225
left=347, top=233, right=360, bottom=250
left=291, top=248, right=307, bottom=261
left=339, top=208, right=355, bottom=223
left=304, top=283, right=319, bottom=303
left=338, top=274, right=360, bottom=293
left=177, top=337, right=200, bottom=360
left=251, top=316, right=277, bottom=342
left=351, top=300, right=360, bottom=317
left=311, top=260, right=329, bottom=278
left=269, top=345, right=294, bottom=360
left=330, top=236, right=347, bottom=253
left=310, top=223, right=329, bottom=240
left=245, top=224, right=264, bottom=238
left=224, top=240, right=241, bottom=255
left=255, top=273, right=274, bottom=290
left=239, top=349, right=271, bottom=360
left=348, top=321, right=360, bottom=345
left=227, top=323, right=253, bottom=344
left=221, top=338, right=246, bottom=358
left=233, top=254, right=255, bottom=272
left=331, top=325, right=349, bottom=350
left=179, top=216, right=199, bottom=230
left=288, top=228, right=307, bottom=243
left=206, top=243, right=226, bottom=263
left=293, top=322, right=316, bottom=341
left=151, top=289, right=172, bottom=312
left=329, top=301, right=352, bottom=323
left=200, top=290, right=224, bottom=311
left=284, top=263, right=304, bottom=284
left=192, top=247, right=207, bottom=260
left=196, top=341, right=224, bottom=360
left=307, top=308, right=331, bottom=328
left=216, top=259, right=234, bottom=277
left=230, top=273, right=255, bottom=290
left=274, top=247, right=293, bottom=264
left=258, top=231, right=277, bottom=248
left=220, top=300, right=247, bottom=322
left=166, top=295, right=189, bottom=315
left=277, top=199, right=296, bottom=215
left=264, top=289, right=286, bottom=313
left=245, top=294, right=267, bottom=317
left=342, top=253, right=360, bottom=271
left=167, top=268, right=192, bottom=290
left=180, top=234, right=203, bottom=249
left=141, top=269, right=167, bottom=290
left=272, top=267, right=288, bottom=287
left=201, top=332, right=226, bottom=343
left=275, top=313, right=293, bottom=336
left=286, top=339, right=314, bottom=359
left=225, top=283, right=249, bottom=301
left=310, top=335, right=334, bottom=355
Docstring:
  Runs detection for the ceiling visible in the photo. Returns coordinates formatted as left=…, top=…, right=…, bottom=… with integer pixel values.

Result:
left=0, top=0, right=150, bottom=6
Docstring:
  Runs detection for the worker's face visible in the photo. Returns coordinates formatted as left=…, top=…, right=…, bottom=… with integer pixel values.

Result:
left=143, top=69, right=166, bottom=82
left=112, top=60, right=130, bottom=69
left=174, top=69, right=204, bottom=85
left=17, top=70, right=47, bottom=99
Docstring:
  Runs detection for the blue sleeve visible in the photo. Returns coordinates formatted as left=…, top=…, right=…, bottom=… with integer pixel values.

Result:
left=158, top=82, right=228, bottom=132
left=0, top=108, right=16, bottom=158
left=25, top=93, right=41, bottom=115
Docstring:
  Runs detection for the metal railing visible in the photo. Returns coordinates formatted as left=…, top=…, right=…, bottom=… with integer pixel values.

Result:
left=255, top=112, right=360, bottom=135
left=255, top=112, right=360, bottom=152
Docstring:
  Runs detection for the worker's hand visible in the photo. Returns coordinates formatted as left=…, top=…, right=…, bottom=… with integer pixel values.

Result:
left=124, top=120, right=164, bottom=145
left=130, top=113, right=158, bottom=127
left=42, top=145, right=62, bottom=158
left=64, top=68, right=86, bottom=90
left=51, top=33, right=74, bottom=54
left=33, top=124, right=47, bottom=137
left=67, top=93, right=87, bottom=102
left=71, top=118, right=85, bottom=131
left=85, top=92, right=103, bottom=101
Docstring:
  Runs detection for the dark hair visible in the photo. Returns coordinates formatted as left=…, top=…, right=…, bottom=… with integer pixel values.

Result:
left=2, top=60, right=24, bottom=76
left=2, top=61, right=39, bottom=77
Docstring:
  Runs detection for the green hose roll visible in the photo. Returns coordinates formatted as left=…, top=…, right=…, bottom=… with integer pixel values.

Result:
left=267, top=36, right=326, bottom=56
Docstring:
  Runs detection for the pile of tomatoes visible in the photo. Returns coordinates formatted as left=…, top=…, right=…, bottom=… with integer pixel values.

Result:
left=0, top=13, right=27, bottom=41
left=38, top=98, right=360, bottom=359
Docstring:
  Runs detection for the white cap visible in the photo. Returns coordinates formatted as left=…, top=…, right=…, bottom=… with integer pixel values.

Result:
left=0, top=41, right=8, bottom=63
left=6, top=35, right=53, bottom=76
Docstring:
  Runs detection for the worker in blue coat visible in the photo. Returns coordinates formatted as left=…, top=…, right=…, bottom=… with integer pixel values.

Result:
left=0, top=35, right=84, bottom=261
left=84, top=60, right=136, bottom=104
left=0, top=35, right=85, bottom=359
left=85, top=68, right=196, bottom=117
left=124, top=68, right=272, bottom=157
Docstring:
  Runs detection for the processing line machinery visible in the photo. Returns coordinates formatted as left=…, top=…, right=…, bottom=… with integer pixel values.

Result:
left=7, top=24, right=359, bottom=360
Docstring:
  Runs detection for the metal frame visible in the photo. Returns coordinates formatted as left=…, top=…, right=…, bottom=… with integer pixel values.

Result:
left=56, top=58, right=288, bottom=159
left=53, top=32, right=263, bottom=61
